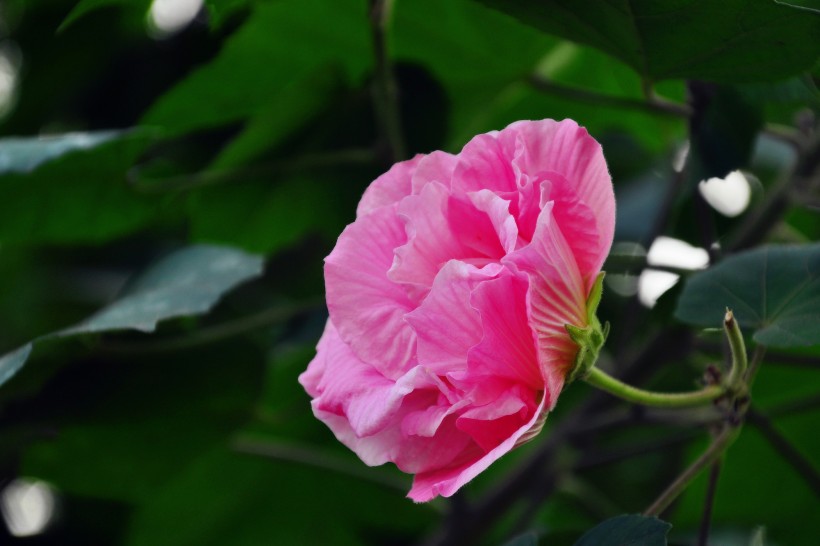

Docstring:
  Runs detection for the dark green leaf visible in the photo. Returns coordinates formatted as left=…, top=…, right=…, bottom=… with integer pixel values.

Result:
left=0, top=130, right=160, bottom=244
left=0, top=245, right=264, bottom=387
left=574, top=514, right=670, bottom=546
left=0, top=130, right=124, bottom=173
left=124, top=446, right=433, bottom=546
left=59, top=0, right=152, bottom=32
left=21, top=340, right=265, bottom=502
left=475, top=0, right=820, bottom=83
left=675, top=244, right=820, bottom=347
left=140, top=0, right=371, bottom=138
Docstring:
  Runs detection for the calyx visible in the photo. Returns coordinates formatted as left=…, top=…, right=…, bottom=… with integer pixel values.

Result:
left=565, top=272, right=609, bottom=383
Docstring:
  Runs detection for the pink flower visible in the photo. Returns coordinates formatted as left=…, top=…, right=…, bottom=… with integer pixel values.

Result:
left=299, top=119, right=615, bottom=502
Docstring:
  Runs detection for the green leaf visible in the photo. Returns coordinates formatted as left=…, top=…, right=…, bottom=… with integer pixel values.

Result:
left=0, top=130, right=161, bottom=244
left=124, top=446, right=433, bottom=546
left=59, top=0, right=152, bottom=32
left=574, top=514, right=670, bottom=546
left=475, top=0, right=820, bottom=83
left=140, top=0, right=371, bottom=138
left=186, top=175, right=351, bottom=254
left=0, top=130, right=125, bottom=174
left=675, top=244, right=820, bottom=348
left=0, top=245, right=264, bottom=387
left=21, top=340, right=265, bottom=502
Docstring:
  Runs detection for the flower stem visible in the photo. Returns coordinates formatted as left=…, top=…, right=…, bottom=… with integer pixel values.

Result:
left=583, top=366, right=725, bottom=408
left=724, top=309, right=748, bottom=390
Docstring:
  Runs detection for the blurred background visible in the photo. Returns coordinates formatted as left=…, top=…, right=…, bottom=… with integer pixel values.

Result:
left=0, top=0, right=818, bottom=544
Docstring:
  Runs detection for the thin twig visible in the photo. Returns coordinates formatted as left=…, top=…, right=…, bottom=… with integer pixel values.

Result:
left=697, top=461, right=722, bottom=546
left=644, top=425, right=738, bottom=517
left=746, top=408, right=820, bottom=497
left=528, top=74, right=692, bottom=118
left=369, top=0, right=406, bottom=162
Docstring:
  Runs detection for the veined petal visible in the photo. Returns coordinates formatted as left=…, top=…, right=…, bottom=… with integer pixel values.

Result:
left=408, top=394, right=546, bottom=502
left=452, top=132, right=517, bottom=194
left=500, top=119, right=615, bottom=279
left=405, top=260, right=501, bottom=373
left=410, top=151, right=459, bottom=194
left=357, top=155, right=423, bottom=216
left=503, top=202, right=586, bottom=399
left=325, top=205, right=417, bottom=378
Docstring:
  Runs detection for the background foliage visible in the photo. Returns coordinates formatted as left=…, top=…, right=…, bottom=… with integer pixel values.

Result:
left=0, top=0, right=818, bottom=544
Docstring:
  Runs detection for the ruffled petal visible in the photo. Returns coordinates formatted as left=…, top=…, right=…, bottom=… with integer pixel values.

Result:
left=410, top=151, right=459, bottom=194
left=467, top=270, right=542, bottom=389
left=407, top=394, right=546, bottom=502
left=357, top=155, right=423, bottom=216
left=499, top=119, right=615, bottom=280
left=452, top=132, right=517, bottom=194
left=503, top=202, right=586, bottom=401
left=325, top=205, right=417, bottom=378
left=404, top=260, right=501, bottom=373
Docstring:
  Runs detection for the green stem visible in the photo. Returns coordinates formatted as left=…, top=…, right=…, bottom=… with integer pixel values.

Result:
left=583, top=366, right=725, bottom=408
left=644, top=426, right=739, bottom=516
left=724, top=309, right=748, bottom=390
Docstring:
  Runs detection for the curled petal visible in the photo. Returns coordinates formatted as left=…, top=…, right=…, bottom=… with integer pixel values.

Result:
left=357, top=155, right=423, bottom=216
left=325, top=205, right=417, bottom=378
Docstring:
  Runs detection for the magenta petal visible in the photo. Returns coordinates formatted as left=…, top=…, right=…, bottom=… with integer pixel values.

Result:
left=357, top=154, right=424, bottom=216
left=407, top=394, right=546, bottom=502
left=503, top=202, right=586, bottom=399
left=468, top=271, right=541, bottom=389
left=325, top=205, right=417, bottom=378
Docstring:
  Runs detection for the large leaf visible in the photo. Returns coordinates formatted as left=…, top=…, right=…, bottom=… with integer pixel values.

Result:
left=21, top=340, right=265, bottom=502
left=675, top=244, right=820, bottom=347
left=140, top=0, right=371, bottom=138
left=574, top=514, right=670, bottom=546
left=0, top=130, right=160, bottom=244
left=476, top=0, right=820, bottom=83
left=124, top=446, right=433, bottom=546
left=0, top=245, right=264, bottom=387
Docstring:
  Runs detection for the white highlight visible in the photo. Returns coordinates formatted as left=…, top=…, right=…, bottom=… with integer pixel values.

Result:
left=638, top=237, right=709, bottom=308
left=698, top=170, right=752, bottom=217
left=149, top=0, right=203, bottom=36
left=1, top=478, right=56, bottom=537
left=0, top=47, right=19, bottom=117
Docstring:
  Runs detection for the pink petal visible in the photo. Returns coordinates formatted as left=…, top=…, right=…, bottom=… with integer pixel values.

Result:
left=325, top=205, right=417, bottom=379
left=456, top=384, right=537, bottom=452
left=503, top=202, right=586, bottom=400
left=389, top=182, right=507, bottom=293
left=302, top=322, right=474, bottom=472
left=452, top=133, right=517, bottom=194
left=499, top=119, right=615, bottom=280
left=410, top=151, right=459, bottom=194
left=404, top=260, right=501, bottom=373
left=357, top=155, right=423, bottom=216
left=467, top=271, right=542, bottom=389
left=408, top=394, right=547, bottom=502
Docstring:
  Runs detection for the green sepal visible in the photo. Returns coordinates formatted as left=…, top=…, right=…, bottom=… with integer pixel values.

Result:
left=565, top=272, right=608, bottom=383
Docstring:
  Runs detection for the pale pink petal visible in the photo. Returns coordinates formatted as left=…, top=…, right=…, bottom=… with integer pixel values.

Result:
left=408, top=394, right=546, bottom=502
left=404, top=260, right=501, bottom=373
left=503, top=202, right=586, bottom=400
left=410, top=151, right=459, bottom=194
left=499, top=119, right=615, bottom=278
left=467, top=190, right=519, bottom=254
left=467, top=271, right=542, bottom=389
left=451, top=132, right=517, bottom=194
left=357, top=154, right=423, bottom=216
left=325, top=205, right=417, bottom=379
